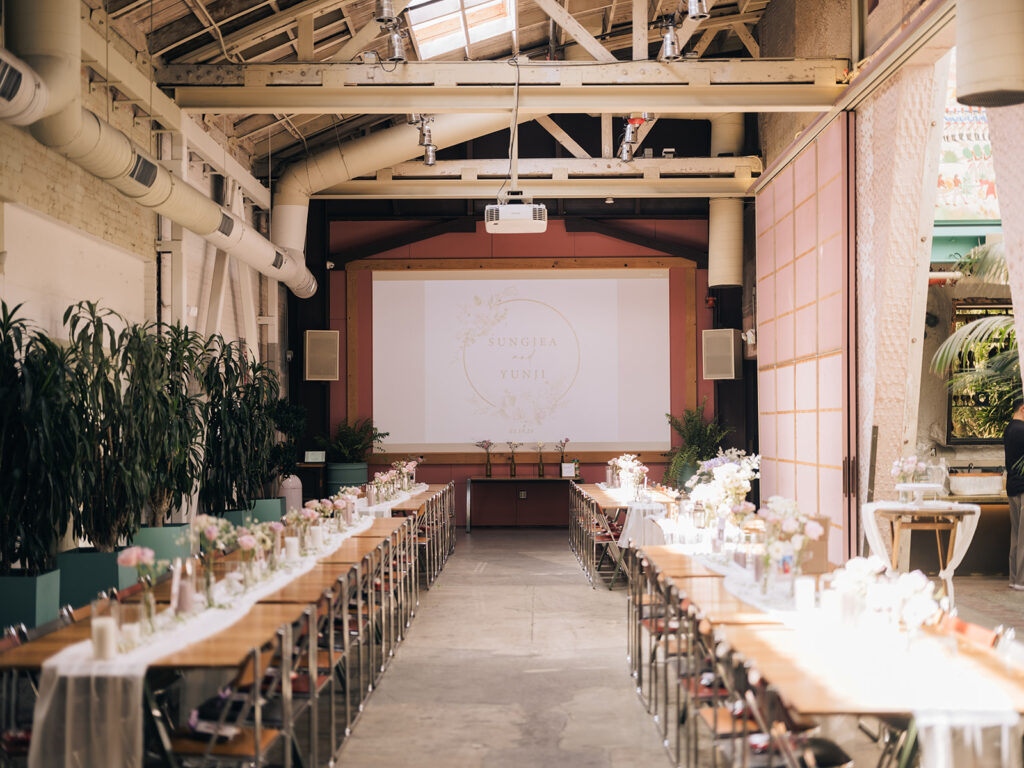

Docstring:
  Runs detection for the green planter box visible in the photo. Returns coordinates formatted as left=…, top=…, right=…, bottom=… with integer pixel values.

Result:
left=0, top=569, right=60, bottom=629
left=56, top=549, right=139, bottom=610
left=132, top=523, right=191, bottom=562
left=326, top=462, right=367, bottom=495
left=225, top=497, right=286, bottom=528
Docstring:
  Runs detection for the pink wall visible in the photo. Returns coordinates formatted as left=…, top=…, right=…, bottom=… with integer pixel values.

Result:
left=756, top=117, right=851, bottom=563
left=328, top=218, right=712, bottom=526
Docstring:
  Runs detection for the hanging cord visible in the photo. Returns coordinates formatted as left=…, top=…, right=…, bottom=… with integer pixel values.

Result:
left=495, top=54, right=521, bottom=203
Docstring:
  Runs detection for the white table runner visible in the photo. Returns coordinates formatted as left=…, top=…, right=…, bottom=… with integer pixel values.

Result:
left=861, top=500, right=980, bottom=601
left=358, top=483, right=430, bottom=518
left=29, top=515, right=375, bottom=768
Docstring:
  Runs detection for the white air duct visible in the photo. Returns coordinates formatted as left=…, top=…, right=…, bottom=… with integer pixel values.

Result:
left=710, top=113, right=744, bottom=157
left=0, top=0, right=317, bottom=298
left=956, top=0, right=1024, bottom=107
left=273, top=112, right=538, bottom=255
left=708, top=198, right=744, bottom=287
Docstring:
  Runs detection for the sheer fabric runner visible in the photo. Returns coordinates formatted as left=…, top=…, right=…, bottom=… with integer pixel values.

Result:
left=359, top=483, right=430, bottom=518
left=28, top=515, right=375, bottom=768
left=860, top=501, right=980, bottom=599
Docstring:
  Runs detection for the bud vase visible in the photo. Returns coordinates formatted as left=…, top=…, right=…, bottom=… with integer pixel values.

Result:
left=510, top=455, right=517, bottom=477
left=538, top=454, right=544, bottom=477
left=142, top=588, right=157, bottom=635
left=485, top=454, right=492, bottom=477
left=202, top=558, right=216, bottom=608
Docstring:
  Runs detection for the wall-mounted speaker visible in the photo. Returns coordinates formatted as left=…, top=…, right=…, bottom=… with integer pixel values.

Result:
left=304, top=330, right=340, bottom=381
left=702, top=329, right=743, bottom=380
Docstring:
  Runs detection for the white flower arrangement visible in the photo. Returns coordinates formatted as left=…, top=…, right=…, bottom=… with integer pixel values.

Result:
left=685, top=450, right=760, bottom=522
left=890, top=454, right=926, bottom=484
left=757, top=495, right=825, bottom=574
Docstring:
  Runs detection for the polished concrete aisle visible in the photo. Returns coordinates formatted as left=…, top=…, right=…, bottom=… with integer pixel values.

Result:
left=336, top=528, right=668, bottom=767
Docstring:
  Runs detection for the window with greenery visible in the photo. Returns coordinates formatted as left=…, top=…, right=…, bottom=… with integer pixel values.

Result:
left=947, top=299, right=1014, bottom=443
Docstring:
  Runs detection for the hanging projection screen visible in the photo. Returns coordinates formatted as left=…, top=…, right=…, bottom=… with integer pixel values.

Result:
left=372, top=269, right=672, bottom=452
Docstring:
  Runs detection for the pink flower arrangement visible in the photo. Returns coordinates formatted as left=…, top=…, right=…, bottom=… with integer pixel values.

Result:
left=304, top=500, right=318, bottom=509
left=238, top=535, right=257, bottom=551
left=301, top=508, right=319, bottom=523
left=117, top=546, right=154, bottom=568
left=269, top=521, right=285, bottom=533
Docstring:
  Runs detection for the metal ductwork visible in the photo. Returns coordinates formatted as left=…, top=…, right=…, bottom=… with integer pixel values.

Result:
left=0, top=0, right=317, bottom=298
left=956, top=0, right=1024, bottom=107
left=272, top=112, right=539, bottom=255
left=707, top=114, right=744, bottom=287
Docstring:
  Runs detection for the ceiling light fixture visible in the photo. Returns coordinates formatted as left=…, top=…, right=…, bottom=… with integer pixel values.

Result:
left=386, top=24, right=407, bottom=62
left=660, top=19, right=681, bottom=61
left=375, top=0, right=397, bottom=25
left=618, top=141, right=634, bottom=162
left=423, top=143, right=437, bottom=165
left=687, top=0, right=709, bottom=20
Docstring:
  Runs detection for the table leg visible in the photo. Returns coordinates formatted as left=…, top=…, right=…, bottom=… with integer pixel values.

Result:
left=890, top=519, right=903, bottom=571
left=143, top=680, right=181, bottom=768
left=945, top=521, right=958, bottom=574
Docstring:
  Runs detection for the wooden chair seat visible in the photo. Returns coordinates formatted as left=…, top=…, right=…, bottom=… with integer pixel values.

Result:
left=171, top=726, right=281, bottom=757
left=697, top=706, right=759, bottom=737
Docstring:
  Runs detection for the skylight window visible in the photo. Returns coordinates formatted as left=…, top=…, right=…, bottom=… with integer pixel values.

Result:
left=408, top=0, right=514, bottom=59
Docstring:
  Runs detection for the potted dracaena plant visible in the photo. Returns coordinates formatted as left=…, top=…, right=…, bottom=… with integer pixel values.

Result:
left=130, top=322, right=206, bottom=562
left=0, top=303, right=81, bottom=627
left=58, top=302, right=160, bottom=609
left=200, top=337, right=285, bottom=524
left=663, top=398, right=731, bottom=489
left=317, top=418, right=390, bottom=493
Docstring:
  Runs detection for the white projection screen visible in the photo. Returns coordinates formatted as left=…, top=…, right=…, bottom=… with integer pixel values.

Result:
left=372, top=269, right=671, bottom=452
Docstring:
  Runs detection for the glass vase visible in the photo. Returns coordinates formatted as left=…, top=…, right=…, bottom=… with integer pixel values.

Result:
left=243, top=558, right=257, bottom=591
left=538, top=454, right=545, bottom=477
left=203, top=557, right=216, bottom=608
left=142, top=588, right=157, bottom=635
left=485, top=454, right=492, bottom=477
left=510, top=456, right=517, bottom=477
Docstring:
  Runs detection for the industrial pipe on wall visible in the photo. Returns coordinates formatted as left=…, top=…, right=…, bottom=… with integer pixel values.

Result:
left=0, top=0, right=317, bottom=298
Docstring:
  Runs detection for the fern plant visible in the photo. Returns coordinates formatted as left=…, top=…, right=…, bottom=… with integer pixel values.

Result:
left=663, top=399, right=730, bottom=487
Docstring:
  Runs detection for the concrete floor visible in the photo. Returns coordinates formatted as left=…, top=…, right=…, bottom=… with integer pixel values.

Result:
left=335, top=528, right=669, bottom=767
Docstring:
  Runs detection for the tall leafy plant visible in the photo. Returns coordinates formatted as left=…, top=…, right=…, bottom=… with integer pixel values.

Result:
left=64, top=302, right=154, bottom=551
left=317, top=418, right=390, bottom=463
left=0, top=304, right=82, bottom=574
left=268, top=399, right=306, bottom=483
left=136, top=323, right=207, bottom=526
left=663, top=399, right=731, bottom=487
left=931, top=241, right=1019, bottom=436
left=199, top=338, right=281, bottom=515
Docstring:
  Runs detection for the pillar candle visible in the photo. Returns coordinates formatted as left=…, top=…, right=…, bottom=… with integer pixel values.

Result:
left=91, top=616, right=118, bottom=660
left=120, top=622, right=142, bottom=650
left=311, top=525, right=324, bottom=551
left=285, top=536, right=300, bottom=562
left=176, top=579, right=195, bottom=615
left=793, top=576, right=816, bottom=613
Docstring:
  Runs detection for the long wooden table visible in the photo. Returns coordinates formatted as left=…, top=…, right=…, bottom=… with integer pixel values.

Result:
left=640, top=546, right=1024, bottom=718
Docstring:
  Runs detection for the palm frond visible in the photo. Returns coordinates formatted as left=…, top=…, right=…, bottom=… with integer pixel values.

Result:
left=956, top=241, right=1008, bottom=285
left=930, top=314, right=1016, bottom=376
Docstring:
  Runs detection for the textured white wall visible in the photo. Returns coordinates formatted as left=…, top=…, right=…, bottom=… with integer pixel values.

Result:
left=987, top=106, right=1024, bottom=391
left=855, top=62, right=946, bottom=501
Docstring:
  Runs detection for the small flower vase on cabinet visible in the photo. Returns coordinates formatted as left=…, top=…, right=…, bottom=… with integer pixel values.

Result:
left=538, top=453, right=545, bottom=477
left=485, top=453, right=492, bottom=478
left=510, top=454, right=517, bottom=478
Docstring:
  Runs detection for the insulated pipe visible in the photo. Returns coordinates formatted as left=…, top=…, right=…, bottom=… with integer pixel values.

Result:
left=0, top=0, right=317, bottom=297
left=710, top=113, right=744, bottom=157
left=956, top=0, right=1024, bottom=107
left=707, top=197, right=744, bottom=287
left=273, top=112, right=536, bottom=254
left=0, top=49, right=49, bottom=125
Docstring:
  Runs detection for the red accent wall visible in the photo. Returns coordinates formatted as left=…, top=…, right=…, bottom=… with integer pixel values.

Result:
left=328, top=218, right=712, bottom=525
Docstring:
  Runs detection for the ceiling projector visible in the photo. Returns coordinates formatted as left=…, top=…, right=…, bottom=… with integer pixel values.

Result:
left=484, top=202, right=548, bottom=234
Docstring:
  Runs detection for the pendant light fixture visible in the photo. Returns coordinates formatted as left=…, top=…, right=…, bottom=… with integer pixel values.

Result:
left=660, top=18, right=681, bottom=61
left=687, top=0, right=709, bottom=20
left=386, top=24, right=406, bottom=62
left=375, top=0, right=397, bottom=25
